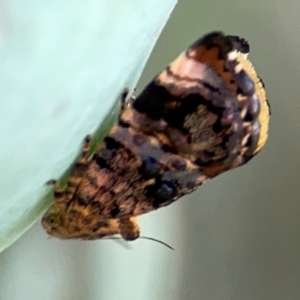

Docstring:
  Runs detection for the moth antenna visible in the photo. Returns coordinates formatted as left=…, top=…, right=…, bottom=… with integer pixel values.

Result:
left=102, top=236, right=174, bottom=250
left=139, top=236, right=174, bottom=250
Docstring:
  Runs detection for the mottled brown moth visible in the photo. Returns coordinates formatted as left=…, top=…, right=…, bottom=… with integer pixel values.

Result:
left=42, top=32, right=270, bottom=242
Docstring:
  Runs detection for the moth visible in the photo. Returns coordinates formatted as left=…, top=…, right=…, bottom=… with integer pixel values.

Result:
left=42, top=32, right=270, bottom=242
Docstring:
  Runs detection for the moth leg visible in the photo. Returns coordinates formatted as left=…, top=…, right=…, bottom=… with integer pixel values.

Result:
left=118, top=217, right=140, bottom=241
left=64, top=134, right=93, bottom=199
left=119, top=88, right=136, bottom=119
left=48, top=135, right=92, bottom=204
left=46, top=179, right=66, bottom=203
left=77, top=134, right=92, bottom=164
left=119, top=88, right=129, bottom=119
left=128, top=90, right=136, bottom=106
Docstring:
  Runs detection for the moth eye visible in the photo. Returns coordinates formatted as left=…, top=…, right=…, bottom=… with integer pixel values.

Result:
left=141, top=157, right=161, bottom=177
left=154, top=181, right=175, bottom=203
left=43, top=214, right=60, bottom=227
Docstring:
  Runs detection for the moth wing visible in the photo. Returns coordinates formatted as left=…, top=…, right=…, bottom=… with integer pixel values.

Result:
left=133, top=32, right=270, bottom=176
left=42, top=32, right=270, bottom=241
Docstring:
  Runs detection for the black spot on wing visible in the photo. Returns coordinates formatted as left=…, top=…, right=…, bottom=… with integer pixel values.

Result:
left=233, top=70, right=255, bottom=96
left=93, top=154, right=109, bottom=168
left=118, top=119, right=131, bottom=128
left=133, top=82, right=226, bottom=132
left=110, top=205, right=120, bottom=217
left=146, top=179, right=176, bottom=208
left=133, top=81, right=171, bottom=120
left=140, top=157, right=161, bottom=178
left=104, top=136, right=122, bottom=150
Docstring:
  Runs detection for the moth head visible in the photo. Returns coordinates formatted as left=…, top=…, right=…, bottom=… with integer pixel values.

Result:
left=42, top=206, right=69, bottom=239
left=42, top=202, right=123, bottom=240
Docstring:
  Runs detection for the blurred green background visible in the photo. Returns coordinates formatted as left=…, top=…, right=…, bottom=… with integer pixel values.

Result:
left=1, top=0, right=300, bottom=299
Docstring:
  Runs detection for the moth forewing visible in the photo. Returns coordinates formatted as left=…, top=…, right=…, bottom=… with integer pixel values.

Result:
left=42, top=32, right=270, bottom=242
